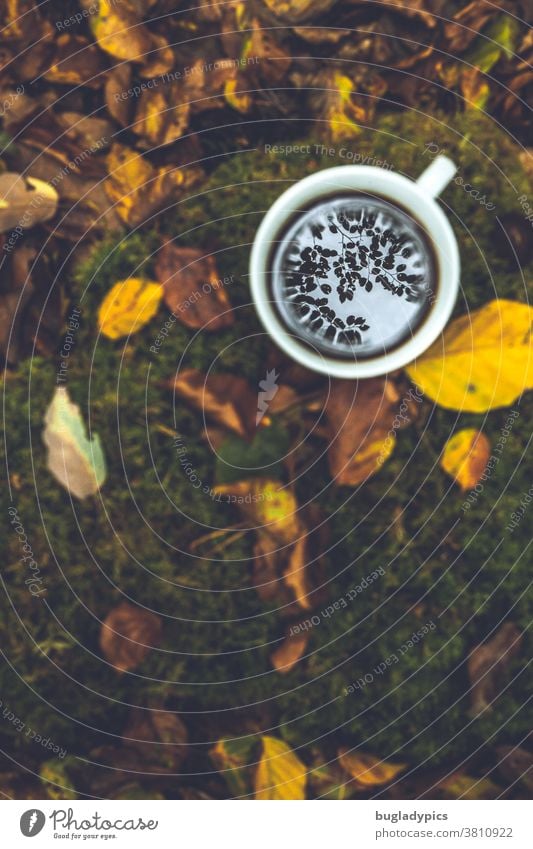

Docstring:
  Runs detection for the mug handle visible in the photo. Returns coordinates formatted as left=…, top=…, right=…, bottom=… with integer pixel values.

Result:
left=416, top=155, right=457, bottom=199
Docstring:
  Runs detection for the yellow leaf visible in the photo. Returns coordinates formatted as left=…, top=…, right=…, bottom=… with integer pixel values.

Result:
left=224, top=79, right=251, bottom=113
left=255, top=737, right=307, bottom=799
left=105, top=144, right=194, bottom=226
left=254, top=481, right=300, bottom=544
left=440, top=429, right=490, bottom=491
left=91, top=0, right=173, bottom=74
left=406, top=300, right=533, bottom=412
left=338, top=749, right=406, bottom=787
left=98, top=278, right=162, bottom=340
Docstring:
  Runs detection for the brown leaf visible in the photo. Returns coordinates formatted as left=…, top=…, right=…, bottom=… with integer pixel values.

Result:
left=169, top=369, right=257, bottom=439
left=133, top=59, right=239, bottom=146
left=444, top=2, right=498, bottom=53
left=496, top=745, right=533, bottom=793
left=44, top=35, right=106, bottom=88
left=247, top=18, right=292, bottom=85
left=155, top=242, right=234, bottom=331
left=105, top=64, right=134, bottom=127
left=283, top=535, right=312, bottom=609
left=325, top=377, right=402, bottom=486
left=0, top=246, right=35, bottom=364
left=100, top=602, right=162, bottom=673
left=253, top=534, right=284, bottom=602
left=271, top=629, right=309, bottom=673
left=467, top=623, right=523, bottom=716
left=261, top=0, right=336, bottom=24
left=338, top=749, right=406, bottom=787
left=122, top=708, right=188, bottom=771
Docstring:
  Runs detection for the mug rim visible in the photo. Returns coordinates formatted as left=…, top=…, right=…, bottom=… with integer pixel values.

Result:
left=250, top=164, right=460, bottom=378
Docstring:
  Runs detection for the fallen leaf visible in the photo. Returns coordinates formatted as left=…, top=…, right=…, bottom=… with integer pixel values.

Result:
left=325, top=377, right=401, bottom=486
left=122, top=708, right=188, bottom=771
left=40, top=759, right=77, bottom=800
left=440, top=429, right=491, bottom=491
left=43, top=387, right=106, bottom=500
left=0, top=172, right=58, bottom=233
left=496, top=745, right=533, bottom=793
left=283, top=535, right=312, bottom=609
left=245, top=18, right=292, bottom=85
left=224, top=78, right=252, bottom=113
left=319, top=69, right=366, bottom=141
left=90, top=0, right=173, bottom=75
left=406, top=300, right=533, bottom=412
left=44, top=35, right=105, bottom=88
left=466, top=14, right=520, bottom=74
left=338, top=749, right=406, bottom=787
left=133, top=59, right=240, bottom=146
left=467, top=623, right=523, bottom=716
left=444, top=2, right=497, bottom=53
left=100, top=602, right=162, bottom=673
left=98, top=278, right=162, bottom=340
left=105, top=144, right=201, bottom=227
left=105, top=63, right=134, bottom=127
left=170, top=369, right=257, bottom=440
left=271, top=629, right=309, bottom=673
left=261, top=0, right=335, bottom=23
left=155, top=242, right=233, bottom=331
left=210, top=736, right=258, bottom=798
left=0, top=245, right=35, bottom=363
left=437, top=772, right=501, bottom=800
left=255, top=736, right=307, bottom=800
left=461, top=67, right=491, bottom=110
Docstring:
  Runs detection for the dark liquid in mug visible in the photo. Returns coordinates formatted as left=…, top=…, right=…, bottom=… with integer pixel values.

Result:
left=268, top=194, right=438, bottom=360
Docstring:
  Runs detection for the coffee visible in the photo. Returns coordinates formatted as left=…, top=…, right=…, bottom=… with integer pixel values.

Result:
left=268, top=194, right=437, bottom=360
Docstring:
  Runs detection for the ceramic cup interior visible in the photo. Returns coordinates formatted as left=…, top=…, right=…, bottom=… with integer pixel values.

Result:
left=250, top=156, right=460, bottom=378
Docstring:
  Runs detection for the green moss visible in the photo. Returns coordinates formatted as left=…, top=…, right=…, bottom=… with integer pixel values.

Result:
left=1, top=110, right=531, bottom=793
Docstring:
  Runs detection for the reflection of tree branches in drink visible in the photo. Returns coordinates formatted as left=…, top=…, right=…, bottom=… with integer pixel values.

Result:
left=286, top=207, right=425, bottom=347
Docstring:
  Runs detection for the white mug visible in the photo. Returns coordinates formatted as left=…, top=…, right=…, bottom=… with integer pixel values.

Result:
left=249, top=156, right=460, bottom=378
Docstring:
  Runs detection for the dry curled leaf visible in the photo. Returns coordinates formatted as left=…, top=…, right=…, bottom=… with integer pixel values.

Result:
left=170, top=369, right=257, bottom=440
left=105, top=144, right=201, bottom=227
left=283, top=535, right=312, bottom=610
left=255, top=736, right=307, bottom=800
left=44, top=35, right=105, bottom=88
left=467, top=623, right=523, bottom=716
left=100, top=602, right=162, bottom=673
left=325, top=377, right=403, bottom=486
left=0, top=245, right=35, bottom=363
left=89, top=0, right=173, bottom=76
left=155, top=242, right=234, bottom=331
left=98, top=278, right=162, bottom=340
left=271, top=629, right=309, bottom=673
left=317, top=69, right=366, bottom=141
left=440, top=429, right=491, bottom=491
left=338, top=749, right=406, bottom=787
left=496, top=745, right=533, bottom=793
left=0, top=173, right=58, bottom=233
left=122, top=708, right=188, bottom=771
left=406, top=300, right=533, bottom=412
